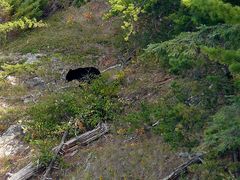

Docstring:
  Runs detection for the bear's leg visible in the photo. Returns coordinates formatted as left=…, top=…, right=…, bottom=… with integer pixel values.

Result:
left=78, top=84, right=84, bottom=89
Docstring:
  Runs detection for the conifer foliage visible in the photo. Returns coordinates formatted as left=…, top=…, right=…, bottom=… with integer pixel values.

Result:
left=109, top=0, right=240, bottom=178
left=0, top=0, right=46, bottom=43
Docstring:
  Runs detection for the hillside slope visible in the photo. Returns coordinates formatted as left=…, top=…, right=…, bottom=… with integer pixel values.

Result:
left=0, top=1, right=181, bottom=179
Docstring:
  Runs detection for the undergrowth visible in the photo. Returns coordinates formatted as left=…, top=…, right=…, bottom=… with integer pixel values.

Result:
left=24, top=74, right=123, bottom=164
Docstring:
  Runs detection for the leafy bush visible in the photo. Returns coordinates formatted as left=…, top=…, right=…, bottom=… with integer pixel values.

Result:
left=124, top=80, right=210, bottom=148
left=105, top=0, right=159, bottom=40
left=77, top=75, right=122, bottom=129
left=0, top=17, right=46, bottom=34
left=0, top=61, right=41, bottom=80
left=0, top=0, right=47, bottom=45
left=125, top=101, right=204, bottom=148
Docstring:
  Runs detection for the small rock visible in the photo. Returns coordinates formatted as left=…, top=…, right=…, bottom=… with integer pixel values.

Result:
left=126, top=77, right=134, bottom=84
left=51, top=57, right=60, bottom=62
left=178, top=152, right=191, bottom=159
left=2, top=125, right=23, bottom=137
left=24, top=53, right=46, bottom=64
left=21, top=92, right=41, bottom=103
left=0, top=99, right=9, bottom=109
left=6, top=76, right=18, bottom=85
left=21, top=95, right=34, bottom=104
left=25, top=77, right=45, bottom=88
left=194, top=152, right=204, bottom=157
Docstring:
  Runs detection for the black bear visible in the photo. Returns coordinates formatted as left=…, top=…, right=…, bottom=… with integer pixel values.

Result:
left=66, top=67, right=101, bottom=82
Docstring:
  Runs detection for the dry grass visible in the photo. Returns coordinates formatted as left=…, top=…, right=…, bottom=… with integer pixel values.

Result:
left=3, top=0, right=122, bottom=67
left=55, top=134, right=183, bottom=180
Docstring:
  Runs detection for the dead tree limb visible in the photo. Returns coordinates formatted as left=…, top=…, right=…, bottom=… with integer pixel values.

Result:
left=101, top=64, right=122, bottom=73
left=50, top=123, right=109, bottom=154
left=41, top=131, right=68, bottom=180
left=7, top=162, right=44, bottom=180
left=162, top=155, right=203, bottom=180
left=7, top=123, right=109, bottom=180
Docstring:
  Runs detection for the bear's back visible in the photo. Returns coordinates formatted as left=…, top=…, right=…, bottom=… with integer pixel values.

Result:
left=66, top=67, right=100, bottom=82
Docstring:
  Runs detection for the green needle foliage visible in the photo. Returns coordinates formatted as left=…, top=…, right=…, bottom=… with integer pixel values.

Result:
left=144, top=24, right=240, bottom=75
left=9, top=0, right=48, bottom=19
left=183, top=0, right=240, bottom=24
left=0, top=0, right=47, bottom=44
left=120, top=1, right=240, bottom=177
left=204, top=100, right=240, bottom=156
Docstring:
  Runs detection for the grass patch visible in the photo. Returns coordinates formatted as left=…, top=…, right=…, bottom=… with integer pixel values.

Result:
left=2, top=4, right=121, bottom=62
left=64, top=135, right=180, bottom=179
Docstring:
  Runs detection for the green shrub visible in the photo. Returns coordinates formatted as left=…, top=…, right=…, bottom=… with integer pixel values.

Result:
left=77, top=75, right=122, bottom=129
left=26, top=74, right=122, bottom=141
left=196, top=99, right=240, bottom=178
left=125, top=100, right=204, bottom=148
left=229, top=63, right=240, bottom=74
left=9, top=0, right=48, bottom=19
left=144, top=24, right=240, bottom=76
left=124, top=80, right=210, bottom=148
left=31, top=139, right=55, bottom=166
left=0, top=62, right=40, bottom=79
left=124, top=74, right=235, bottom=148
left=183, top=0, right=240, bottom=25
left=71, top=0, right=87, bottom=7
left=203, top=100, right=240, bottom=156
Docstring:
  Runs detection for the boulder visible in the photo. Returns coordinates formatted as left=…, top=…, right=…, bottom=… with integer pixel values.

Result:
left=0, top=125, right=29, bottom=158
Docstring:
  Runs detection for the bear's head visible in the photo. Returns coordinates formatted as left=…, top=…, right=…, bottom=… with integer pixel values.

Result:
left=66, top=69, right=73, bottom=82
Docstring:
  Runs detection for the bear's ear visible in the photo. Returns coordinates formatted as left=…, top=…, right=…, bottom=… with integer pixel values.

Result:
left=69, top=69, right=73, bottom=71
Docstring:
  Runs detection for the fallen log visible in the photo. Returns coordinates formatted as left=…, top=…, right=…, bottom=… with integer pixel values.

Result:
left=55, top=123, right=109, bottom=154
left=7, top=123, right=109, bottom=180
left=7, top=162, right=44, bottom=180
left=162, top=155, right=203, bottom=180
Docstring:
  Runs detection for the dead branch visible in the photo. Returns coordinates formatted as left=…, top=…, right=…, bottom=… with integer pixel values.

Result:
left=63, top=123, right=109, bottom=154
left=162, top=155, right=203, bottom=180
left=7, top=123, right=109, bottom=180
left=7, top=162, right=44, bottom=180
left=101, top=64, right=122, bottom=73
left=41, top=131, right=68, bottom=180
